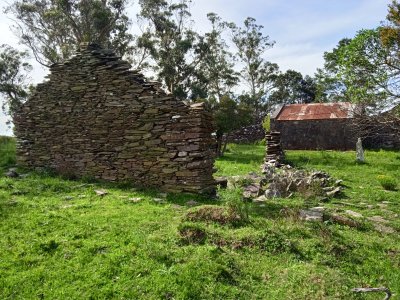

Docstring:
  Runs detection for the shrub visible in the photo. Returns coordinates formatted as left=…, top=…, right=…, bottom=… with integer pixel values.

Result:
left=377, top=175, right=397, bottom=191
left=262, top=115, right=271, bottom=132
left=220, top=188, right=250, bottom=224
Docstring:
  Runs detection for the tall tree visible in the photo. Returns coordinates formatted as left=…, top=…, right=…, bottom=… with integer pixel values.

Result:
left=210, top=95, right=252, bottom=156
left=198, top=13, right=239, bottom=100
left=337, top=29, right=399, bottom=110
left=315, top=38, right=352, bottom=102
left=136, top=0, right=208, bottom=100
left=381, top=0, right=400, bottom=49
left=5, top=0, right=134, bottom=66
left=269, top=70, right=316, bottom=105
left=0, top=45, right=32, bottom=117
left=227, top=17, right=278, bottom=114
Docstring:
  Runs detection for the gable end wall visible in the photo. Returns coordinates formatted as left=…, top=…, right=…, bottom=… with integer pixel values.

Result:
left=13, top=45, right=216, bottom=194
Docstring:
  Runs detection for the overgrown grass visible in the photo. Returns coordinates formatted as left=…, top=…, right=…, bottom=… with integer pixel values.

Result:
left=0, top=136, right=16, bottom=168
left=1, top=138, right=400, bottom=299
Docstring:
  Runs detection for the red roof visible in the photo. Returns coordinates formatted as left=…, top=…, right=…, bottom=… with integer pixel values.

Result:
left=275, top=102, right=356, bottom=121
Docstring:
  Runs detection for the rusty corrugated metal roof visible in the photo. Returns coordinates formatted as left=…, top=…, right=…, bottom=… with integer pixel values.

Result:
left=275, top=102, right=356, bottom=121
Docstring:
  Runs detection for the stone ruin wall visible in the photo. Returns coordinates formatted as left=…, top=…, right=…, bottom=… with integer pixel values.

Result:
left=13, top=44, right=216, bottom=194
left=271, top=119, right=356, bottom=150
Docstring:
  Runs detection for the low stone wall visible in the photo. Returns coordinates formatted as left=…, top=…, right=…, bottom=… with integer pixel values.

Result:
left=13, top=44, right=216, bottom=194
left=228, top=120, right=265, bottom=144
left=228, top=116, right=265, bottom=144
left=271, top=119, right=356, bottom=150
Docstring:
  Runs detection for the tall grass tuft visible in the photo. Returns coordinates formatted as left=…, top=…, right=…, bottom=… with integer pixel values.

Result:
left=377, top=175, right=397, bottom=191
left=0, top=136, right=16, bottom=169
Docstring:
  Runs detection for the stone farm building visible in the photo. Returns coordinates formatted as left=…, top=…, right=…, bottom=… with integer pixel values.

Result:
left=13, top=43, right=216, bottom=194
left=270, top=102, right=357, bottom=150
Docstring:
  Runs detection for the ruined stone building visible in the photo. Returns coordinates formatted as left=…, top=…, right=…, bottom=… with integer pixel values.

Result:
left=13, top=44, right=216, bottom=194
left=271, top=103, right=357, bottom=150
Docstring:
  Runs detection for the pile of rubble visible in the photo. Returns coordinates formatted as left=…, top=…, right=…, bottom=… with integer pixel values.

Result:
left=257, top=163, right=342, bottom=200
left=224, top=163, right=343, bottom=201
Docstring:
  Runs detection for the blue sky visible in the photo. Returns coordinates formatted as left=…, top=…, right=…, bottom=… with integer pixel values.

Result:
left=0, top=0, right=393, bottom=135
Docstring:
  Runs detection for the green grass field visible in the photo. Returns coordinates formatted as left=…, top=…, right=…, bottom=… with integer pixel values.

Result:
left=1, top=138, right=399, bottom=299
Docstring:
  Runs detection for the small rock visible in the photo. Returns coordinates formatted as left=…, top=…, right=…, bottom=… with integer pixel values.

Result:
left=330, top=214, right=361, bottom=228
left=63, top=196, right=75, bottom=201
left=265, top=188, right=281, bottom=199
left=95, top=189, right=108, bottom=197
left=311, top=171, right=328, bottom=179
left=310, top=206, right=325, bottom=212
left=335, top=179, right=344, bottom=186
left=299, top=209, right=323, bottom=222
left=153, top=198, right=166, bottom=204
left=5, top=169, right=19, bottom=178
left=128, top=197, right=142, bottom=203
left=215, top=177, right=228, bottom=189
left=326, top=187, right=341, bottom=197
left=243, top=184, right=260, bottom=199
left=186, top=200, right=199, bottom=207
left=368, top=216, right=389, bottom=224
left=254, top=195, right=268, bottom=202
left=345, top=210, right=363, bottom=218
left=158, top=193, right=168, bottom=198
left=373, top=223, right=395, bottom=234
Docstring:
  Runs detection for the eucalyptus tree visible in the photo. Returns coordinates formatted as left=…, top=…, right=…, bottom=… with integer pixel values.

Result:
left=0, top=45, right=32, bottom=117
left=315, top=38, right=352, bottom=102
left=136, top=0, right=210, bottom=100
left=226, top=17, right=278, bottom=114
left=5, top=0, right=134, bottom=66
left=198, top=13, right=239, bottom=100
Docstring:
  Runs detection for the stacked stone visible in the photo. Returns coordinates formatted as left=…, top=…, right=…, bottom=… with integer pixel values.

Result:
left=265, top=131, right=284, bottom=164
left=229, top=122, right=265, bottom=144
left=14, top=43, right=216, bottom=194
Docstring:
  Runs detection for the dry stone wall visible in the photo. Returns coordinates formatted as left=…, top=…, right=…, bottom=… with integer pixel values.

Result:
left=271, top=119, right=356, bottom=150
left=14, top=43, right=216, bottom=194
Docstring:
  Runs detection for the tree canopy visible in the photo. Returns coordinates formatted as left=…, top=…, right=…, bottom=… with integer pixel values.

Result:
left=0, top=45, right=32, bottom=118
left=6, top=0, right=134, bottom=66
left=4, top=0, right=399, bottom=140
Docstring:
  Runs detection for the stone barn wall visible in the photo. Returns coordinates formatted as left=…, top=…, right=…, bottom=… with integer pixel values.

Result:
left=271, top=119, right=356, bottom=150
left=13, top=44, right=216, bottom=194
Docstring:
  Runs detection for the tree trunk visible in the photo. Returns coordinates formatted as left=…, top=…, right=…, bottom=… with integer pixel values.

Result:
left=216, top=134, right=223, bottom=157
left=221, top=133, right=230, bottom=156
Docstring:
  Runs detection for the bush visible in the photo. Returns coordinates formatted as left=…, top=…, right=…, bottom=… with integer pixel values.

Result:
left=262, top=115, right=271, bottom=132
left=220, top=188, right=250, bottom=224
left=377, top=175, right=397, bottom=191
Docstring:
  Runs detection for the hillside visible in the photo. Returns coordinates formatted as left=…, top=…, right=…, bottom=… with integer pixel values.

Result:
left=1, top=137, right=399, bottom=299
